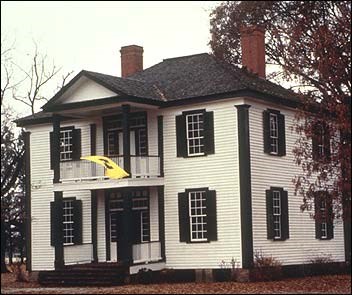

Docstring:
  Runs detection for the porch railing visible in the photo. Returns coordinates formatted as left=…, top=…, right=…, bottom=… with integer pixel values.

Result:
left=60, top=155, right=160, bottom=181
left=132, top=241, right=162, bottom=264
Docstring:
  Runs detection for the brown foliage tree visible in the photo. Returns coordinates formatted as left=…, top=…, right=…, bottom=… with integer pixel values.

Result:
left=210, top=1, right=351, bottom=224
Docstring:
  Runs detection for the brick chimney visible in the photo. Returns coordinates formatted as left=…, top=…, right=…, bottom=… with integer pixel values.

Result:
left=120, top=45, right=143, bottom=77
left=240, top=26, right=265, bottom=78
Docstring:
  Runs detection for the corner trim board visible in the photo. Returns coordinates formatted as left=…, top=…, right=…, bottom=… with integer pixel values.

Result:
left=24, top=132, right=32, bottom=271
left=235, top=104, right=254, bottom=269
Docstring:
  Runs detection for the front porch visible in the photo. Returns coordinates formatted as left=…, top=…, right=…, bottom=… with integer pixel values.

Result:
left=53, top=186, right=165, bottom=274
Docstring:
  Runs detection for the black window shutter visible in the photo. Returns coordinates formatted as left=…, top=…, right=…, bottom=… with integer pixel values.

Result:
left=72, top=199, right=83, bottom=245
left=314, top=194, right=322, bottom=239
left=312, top=130, right=319, bottom=161
left=50, top=201, right=61, bottom=246
left=50, top=132, right=54, bottom=169
left=206, top=190, right=217, bottom=241
left=327, top=200, right=334, bottom=240
left=204, top=111, right=215, bottom=155
left=263, top=111, right=271, bottom=154
left=324, top=127, right=331, bottom=161
left=266, top=189, right=274, bottom=239
left=176, top=115, right=187, bottom=157
left=278, top=114, right=286, bottom=156
left=281, top=190, right=289, bottom=240
left=72, top=128, right=81, bottom=160
left=178, top=192, right=190, bottom=242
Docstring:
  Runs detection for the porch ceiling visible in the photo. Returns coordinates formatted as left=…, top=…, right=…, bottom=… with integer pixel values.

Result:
left=55, top=100, right=159, bottom=119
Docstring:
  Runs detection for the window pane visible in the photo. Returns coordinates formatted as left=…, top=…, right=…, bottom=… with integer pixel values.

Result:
left=186, top=113, right=205, bottom=156
left=189, top=191, right=207, bottom=241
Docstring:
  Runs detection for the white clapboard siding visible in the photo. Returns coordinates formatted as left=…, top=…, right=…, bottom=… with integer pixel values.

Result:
left=162, top=99, right=242, bottom=269
left=27, top=124, right=55, bottom=271
left=97, top=190, right=106, bottom=262
left=248, top=100, right=345, bottom=264
left=57, top=76, right=117, bottom=104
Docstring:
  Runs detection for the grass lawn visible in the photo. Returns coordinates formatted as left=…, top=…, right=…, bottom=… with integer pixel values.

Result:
left=1, top=273, right=351, bottom=294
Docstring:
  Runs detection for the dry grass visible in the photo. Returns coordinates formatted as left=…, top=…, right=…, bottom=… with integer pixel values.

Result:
left=1, top=273, right=351, bottom=294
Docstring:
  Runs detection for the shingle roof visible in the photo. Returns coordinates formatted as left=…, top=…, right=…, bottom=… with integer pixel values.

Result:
left=83, top=71, right=164, bottom=101
left=16, top=52, right=300, bottom=126
left=130, top=53, right=299, bottom=102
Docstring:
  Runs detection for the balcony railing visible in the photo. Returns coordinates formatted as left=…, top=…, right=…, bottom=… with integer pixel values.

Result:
left=132, top=241, right=162, bottom=264
left=60, top=155, right=160, bottom=182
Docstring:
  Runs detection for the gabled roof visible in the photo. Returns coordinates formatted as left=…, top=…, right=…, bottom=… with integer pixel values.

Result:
left=17, top=52, right=301, bottom=126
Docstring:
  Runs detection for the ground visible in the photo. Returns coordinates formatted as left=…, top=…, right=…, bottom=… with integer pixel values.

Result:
left=1, top=273, right=351, bottom=294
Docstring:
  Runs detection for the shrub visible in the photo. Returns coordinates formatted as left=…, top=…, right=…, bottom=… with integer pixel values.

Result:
left=304, top=253, right=336, bottom=276
left=251, top=250, right=282, bottom=281
left=214, top=258, right=239, bottom=282
left=136, top=268, right=153, bottom=284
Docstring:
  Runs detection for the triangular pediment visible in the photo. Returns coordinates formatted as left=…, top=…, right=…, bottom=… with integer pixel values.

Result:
left=55, top=75, right=118, bottom=105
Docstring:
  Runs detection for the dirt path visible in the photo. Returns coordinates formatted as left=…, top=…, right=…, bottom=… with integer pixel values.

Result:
left=1, top=274, right=351, bottom=294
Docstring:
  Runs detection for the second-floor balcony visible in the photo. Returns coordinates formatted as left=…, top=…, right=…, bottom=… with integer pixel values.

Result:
left=60, top=155, right=161, bottom=182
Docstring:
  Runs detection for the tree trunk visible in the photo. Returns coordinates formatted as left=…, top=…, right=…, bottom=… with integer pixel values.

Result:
left=8, top=226, right=13, bottom=265
left=1, top=219, right=7, bottom=272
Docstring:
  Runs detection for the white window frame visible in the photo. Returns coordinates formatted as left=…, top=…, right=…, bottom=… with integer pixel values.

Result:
left=272, top=190, right=281, bottom=239
left=320, top=200, right=328, bottom=239
left=269, top=113, right=279, bottom=155
left=318, top=125, right=325, bottom=157
left=186, top=113, right=205, bottom=156
left=60, top=129, right=73, bottom=161
left=63, top=200, right=74, bottom=245
left=137, top=128, right=148, bottom=156
left=141, top=210, right=150, bottom=243
left=189, top=191, right=207, bottom=242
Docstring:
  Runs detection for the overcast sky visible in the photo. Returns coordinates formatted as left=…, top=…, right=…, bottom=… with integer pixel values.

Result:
left=1, top=1, right=220, bottom=116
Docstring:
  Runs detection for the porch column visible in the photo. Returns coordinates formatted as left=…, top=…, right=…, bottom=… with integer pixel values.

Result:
left=158, top=186, right=165, bottom=260
left=52, top=115, right=61, bottom=183
left=121, top=189, right=133, bottom=264
left=91, top=190, right=98, bottom=262
left=122, top=104, right=131, bottom=176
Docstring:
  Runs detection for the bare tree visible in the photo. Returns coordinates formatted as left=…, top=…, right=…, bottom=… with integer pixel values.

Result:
left=11, top=41, right=73, bottom=114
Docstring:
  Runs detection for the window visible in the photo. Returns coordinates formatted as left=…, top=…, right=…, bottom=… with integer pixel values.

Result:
left=176, top=110, right=214, bottom=158
left=141, top=211, right=150, bottom=242
left=103, top=113, right=148, bottom=157
left=186, top=113, right=205, bottom=156
left=50, top=197, right=82, bottom=247
left=269, top=114, right=279, bottom=155
left=312, top=123, right=331, bottom=161
left=178, top=188, right=217, bottom=243
left=50, top=127, right=81, bottom=168
left=107, top=131, right=119, bottom=156
left=130, top=189, right=150, bottom=244
left=315, top=192, right=333, bottom=240
left=136, top=128, right=148, bottom=156
left=266, top=187, right=289, bottom=241
left=63, top=200, right=74, bottom=245
left=272, top=190, right=281, bottom=239
left=189, top=191, right=207, bottom=241
left=60, top=129, right=73, bottom=161
left=263, top=110, right=286, bottom=156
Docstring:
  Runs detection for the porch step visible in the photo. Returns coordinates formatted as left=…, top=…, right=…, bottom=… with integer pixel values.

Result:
left=38, top=263, right=129, bottom=286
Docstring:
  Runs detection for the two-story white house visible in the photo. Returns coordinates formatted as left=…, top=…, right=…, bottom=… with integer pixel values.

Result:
left=16, top=27, right=349, bottom=283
